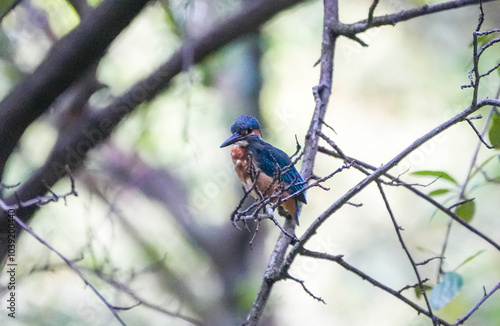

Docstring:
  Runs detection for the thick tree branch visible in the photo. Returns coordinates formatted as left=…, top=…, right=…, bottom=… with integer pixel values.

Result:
left=0, top=0, right=151, bottom=178
left=242, top=218, right=295, bottom=326
left=243, top=1, right=339, bottom=324
left=301, top=0, right=338, bottom=181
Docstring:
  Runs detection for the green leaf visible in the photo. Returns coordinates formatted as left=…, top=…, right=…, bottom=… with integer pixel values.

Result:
left=428, top=189, right=450, bottom=196
left=455, top=250, right=485, bottom=271
left=488, top=113, right=500, bottom=148
left=456, top=200, right=476, bottom=223
left=430, top=272, right=463, bottom=310
left=412, top=170, right=458, bottom=184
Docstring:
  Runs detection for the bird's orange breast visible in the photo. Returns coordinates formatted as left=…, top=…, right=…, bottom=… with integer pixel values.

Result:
left=231, top=144, right=252, bottom=188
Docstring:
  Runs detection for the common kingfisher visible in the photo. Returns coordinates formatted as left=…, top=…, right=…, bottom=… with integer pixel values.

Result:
left=220, top=115, right=307, bottom=224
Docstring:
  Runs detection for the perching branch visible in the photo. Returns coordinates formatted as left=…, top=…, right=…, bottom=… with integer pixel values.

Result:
left=244, top=0, right=500, bottom=324
left=243, top=2, right=339, bottom=323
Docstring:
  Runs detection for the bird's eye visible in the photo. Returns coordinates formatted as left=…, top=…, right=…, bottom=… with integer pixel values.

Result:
left=241, top=128, right=251, bottom=136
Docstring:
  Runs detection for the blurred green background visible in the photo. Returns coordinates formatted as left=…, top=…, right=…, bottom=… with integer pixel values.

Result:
left=0, top=0, right=499, bottom=325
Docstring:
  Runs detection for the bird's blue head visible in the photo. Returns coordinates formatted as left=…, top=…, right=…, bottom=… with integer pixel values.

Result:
left=220, top=115, right=262, bottom=148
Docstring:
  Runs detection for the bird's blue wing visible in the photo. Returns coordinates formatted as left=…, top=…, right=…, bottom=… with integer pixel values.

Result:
left=280, top=165, right=307, bottom=204
left=252, top=140, right=307, bottom=204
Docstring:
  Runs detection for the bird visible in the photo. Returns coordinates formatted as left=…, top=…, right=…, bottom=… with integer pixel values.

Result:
left=220, top=115, right=307, bottom=224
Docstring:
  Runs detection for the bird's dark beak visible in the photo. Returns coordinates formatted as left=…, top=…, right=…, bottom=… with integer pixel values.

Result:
left=220, top=133, right=245, bottom=148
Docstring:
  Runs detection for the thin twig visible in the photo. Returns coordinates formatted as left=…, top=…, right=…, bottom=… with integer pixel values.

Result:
left=398, top=279, right=430, bottom=294
left=416, top=257, right=443, bottom=266
left=11, top=215, right=127, bottom=326
left=287, top=274, right=326, bottom=303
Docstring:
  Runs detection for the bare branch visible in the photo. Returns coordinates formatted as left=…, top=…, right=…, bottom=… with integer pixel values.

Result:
left=318, top=141, right=500, bottom=252
left=465, top=117, right=494, bottom=149
left=284, top=98, right=500, bottom=275
left=398, top=279, right=430, bottom=294
left=451, top=282, right=500, bottom=326
left=0, top=168, right=78, bottom=212
left=416, top=257, right=443, bottom=266
left=336, top=0, right=496, bottom=34
left=84, top=267, right=202, bottom=325
left=8, top=210, right=127, bottom=325
left=242, top=218, right=295, bottom=326
left=286, top=274, right=326, bottom=303
left=0, top=0, right=151, bottom=177
left=376, top=181, right=437, bottom=325
left=299, top=249, right=451, bottom=326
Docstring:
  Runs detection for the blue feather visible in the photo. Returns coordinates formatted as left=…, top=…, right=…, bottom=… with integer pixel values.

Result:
left=246, top=135, right=307, bottom=204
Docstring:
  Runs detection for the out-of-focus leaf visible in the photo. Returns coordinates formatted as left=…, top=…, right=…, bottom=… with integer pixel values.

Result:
left=455, top=200, right=475, bottom=223
left=430, top=272, right=463, bottom=310
left=488, top=113, right=500, bottom=148
left=470, top=154, right=499, bottom=179
left=455, top=250, right=485, bottom=271
left=429, top=188, right=450, bottom=196
left=412, top=170, right=458, bottom=184
left=415, top=284, right=433, bottom=299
